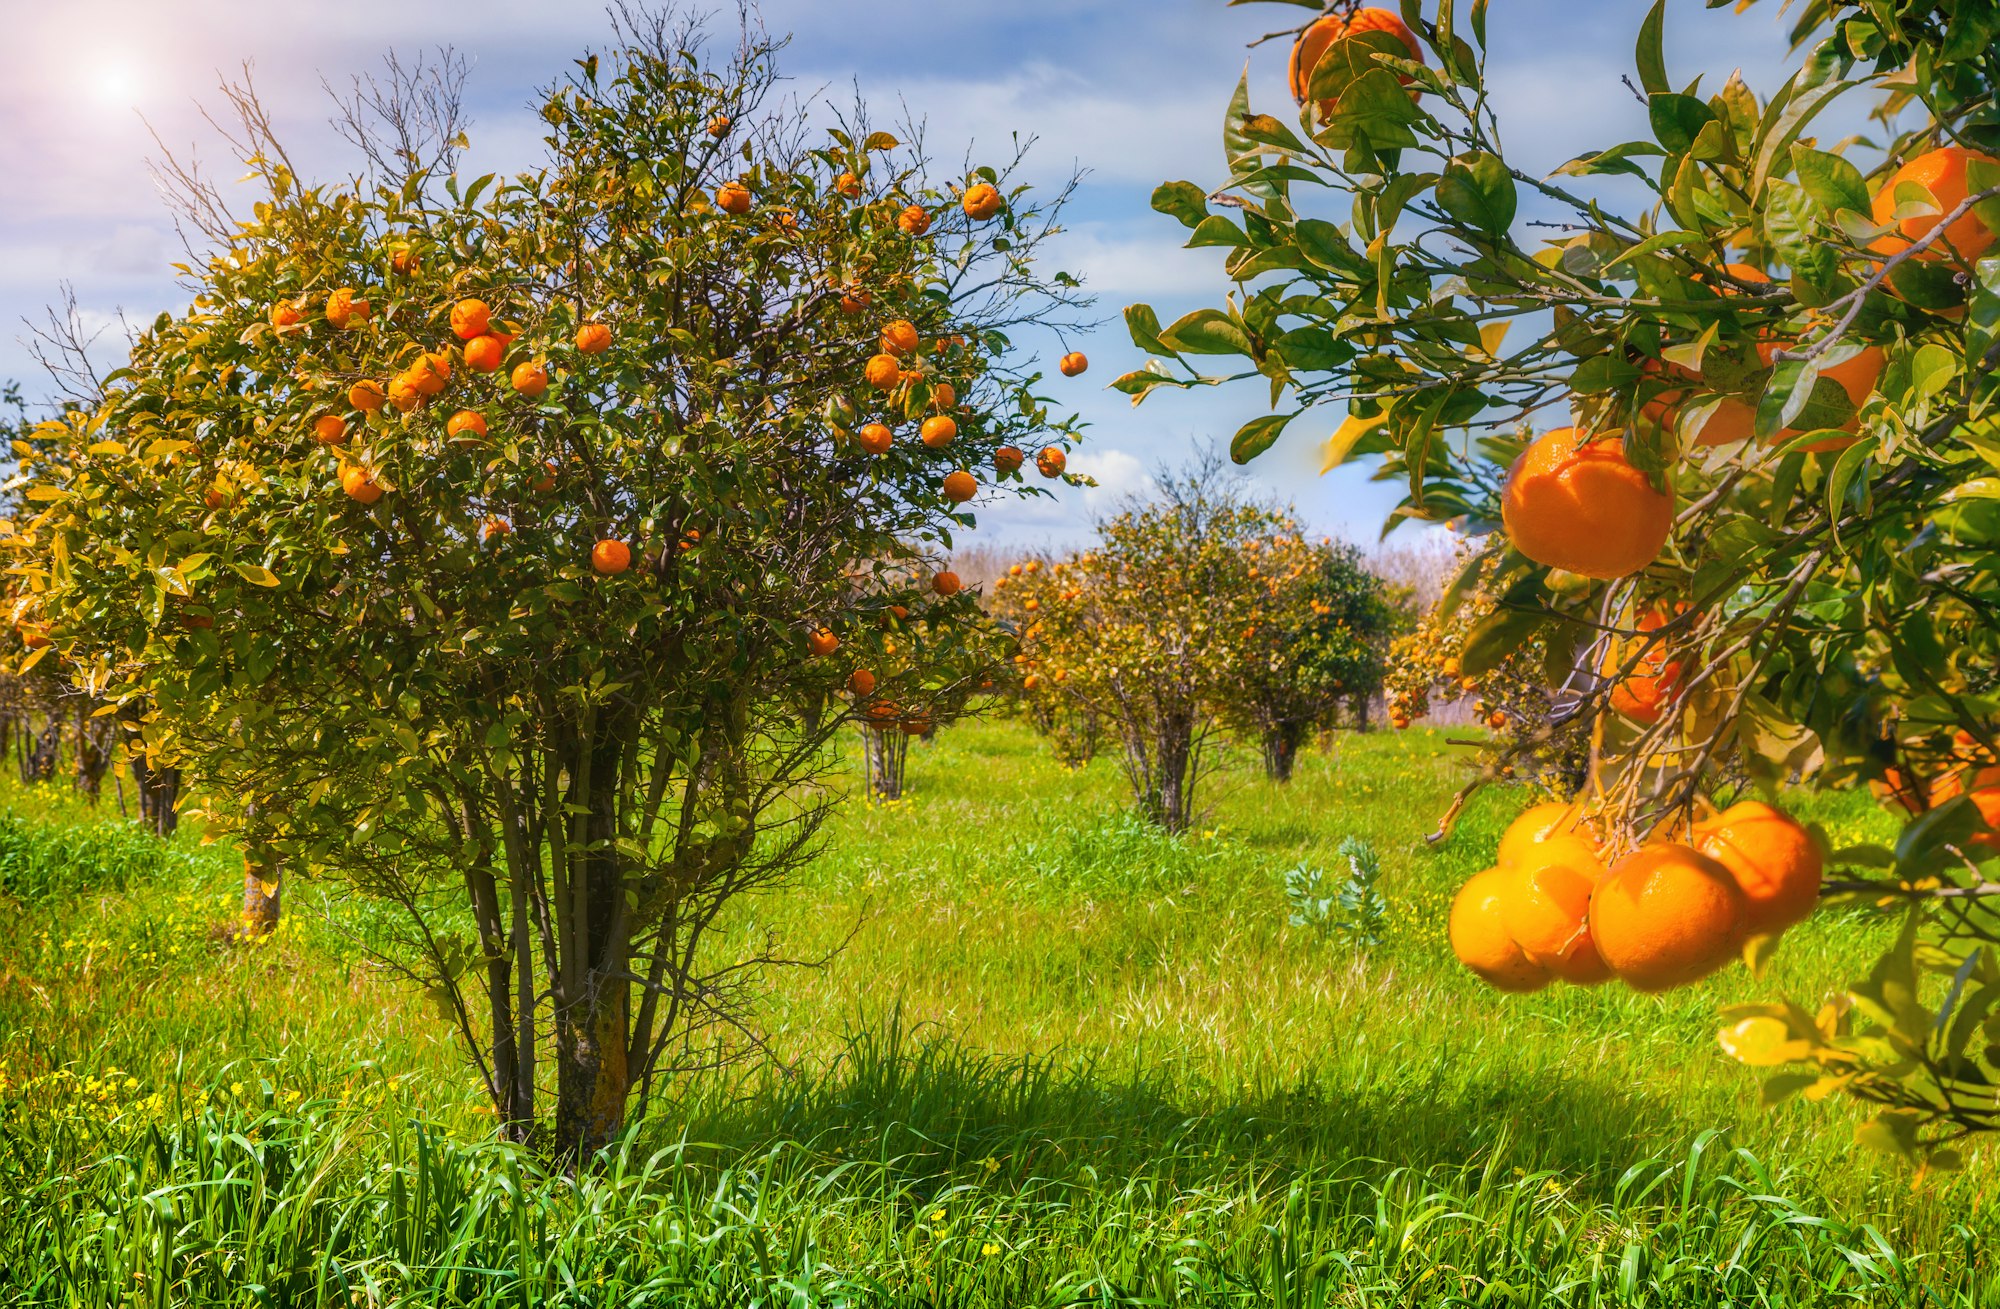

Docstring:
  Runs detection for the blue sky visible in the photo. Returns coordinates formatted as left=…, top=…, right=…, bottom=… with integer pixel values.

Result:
left=2, top=0, right=1813, bottom=545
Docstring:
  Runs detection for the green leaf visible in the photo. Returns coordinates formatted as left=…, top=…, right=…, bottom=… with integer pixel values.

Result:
left=1460, top=605, right=1547, bottom=677
left=1186, top=215, right=1251, bottom=249
left=1150, top=181, right=1209, bottom=230
left=1158, top=309, right=1254, bottom=357
left=1435, top=153, right=1517, bottom=235
left=1649, top=94, right=1715, bottom=155
left=1294, top=218, right=1369, bottom=275
left=1789, top=145, right=1869, bottom=215
left=1230, top=412, right=1295, bottom=464
left=1125, top=304, right=1170, bottom=357
left=1635, top=0, right=1669, bottom=95
left=1554, top=141, right=1666, bottom=180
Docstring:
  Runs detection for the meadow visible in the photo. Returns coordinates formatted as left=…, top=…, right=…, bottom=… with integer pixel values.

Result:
left=0, top=715, right=1993, bottom=1306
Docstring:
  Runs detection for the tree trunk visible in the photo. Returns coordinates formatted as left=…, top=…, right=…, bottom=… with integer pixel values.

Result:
left=862, top=725, right=907, bottom=801
left=1262, top=723, right=1302, bottom=783
left=22, top=717, right=60, bottom=784
left=1351, top=692, right=1372, bottom=733
left=132, top=753, right=181, bottom=837
left=1140, top=713, right=1196, bottom=834
left=240, top=849, right=282, bottom=937
left=555, top=982, right=631, bottom=1160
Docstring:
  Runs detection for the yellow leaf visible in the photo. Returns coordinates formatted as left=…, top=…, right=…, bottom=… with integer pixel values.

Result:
left=1740, top=931, right=1782, bottom=979
left=1715, top=1016, right=1811, bottom=1066
left=86, top=442, right=127, bottom=457
left=1320, top=411, right=1389, bottom=474
left=233, top=564, right=282, bottom=588
left=24, top=487, right=65, bottom=502
left=1477, top=322, right=1510, bottom=360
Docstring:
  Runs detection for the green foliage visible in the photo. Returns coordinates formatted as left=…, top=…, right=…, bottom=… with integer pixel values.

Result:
left=1333, top=834, right=1390, bottom=948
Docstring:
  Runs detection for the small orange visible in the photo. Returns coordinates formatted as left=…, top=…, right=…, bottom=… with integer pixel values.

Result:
left=348, top=379, right=386, bottom=413
left=16, top=623, right=48, bottom=649
left=1497, top=800, right=1585, bottom=866
left=1501, top=842, right=1613, bottom=984
left=464, top=334, right=506, bottom=373
left=1606, top=607, right=1686, bottom=725
left=865, top=354, right=902, bottom=391
left=716, top=182, right=752, bottom=215
left=341, top=465, right=384, bottom=504
left=270, top=301, right=303, bottom=329
left=326, top=287, right=371, bottom=329
left=848, top=668, right=877, bottom=697
left=707, top=113, right=731, bottom=137
left=962, top=182, right=1002, bottom=221
left=450, top=298, right=492, bottom=341
left=1290, top=7, right=1424, bottom=112
left=388, top=374, right=425, bottom=413
left=511, top=362, right=549, bottom=399
left=312, top=414, right=347, bottom=445
left=204, top=484, right=233, bottom=510
left=920, top=415, right=957, bottom=448
left=1693, top=800, right=1823, bottom=936
left=852, top=423, right=891, bottom=456
left=881, top=320, right=920, bottom=355
left=1449, top=867, right=1551, bottom=993
left=834, top=171, right=862, bottom=199
left=932, top=382, right=957, bottom=410
left=575, top=322, right=612, bottom=355
left=411, top=352, right=451, bottom=396
left=932, top=571, right=962, bottom=597
left=1754, top=341, right=1885, bottom=452
left=1035, top=447, right=1067, bottom=478
left=591, top=539, right=632, bottom=575
left=898, top=204, right=932, bottom=236
left=446, top=410, right=488, bottom=444
left=1871, top=146, right=2000, bottom=264
left=1590, top=844, right=1747, bottom=992
left=994, top=446, right=1024, bottom=475
left=941, top=470, right=978, bottom=503
left=807, top=627, right=840, bottom=657
left=839, top=286, right=871, bottom=315
left=390, top=246, right=419, bottom=276
left=1059, top=352, right=1088, bottom=377
left=481, top=517, right=512, bottom=541
left=1500, top=428, right=1673, bottom=580
left=529, top=460, right=558, bottom=493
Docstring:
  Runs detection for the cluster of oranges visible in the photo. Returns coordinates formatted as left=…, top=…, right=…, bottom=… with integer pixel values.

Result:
left=1874, top=727, right=2000, bottom=840
left=804, top=568, right=970, bottom=734
left=1451, top=797, right=1822, bottom=994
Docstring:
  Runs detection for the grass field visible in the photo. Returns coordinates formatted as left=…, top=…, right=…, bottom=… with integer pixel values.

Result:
left=0, top=715, right=1994, bottom=1305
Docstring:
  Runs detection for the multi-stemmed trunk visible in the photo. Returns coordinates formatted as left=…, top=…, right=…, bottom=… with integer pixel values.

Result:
left=862, top=725, right=908, bottom=801
left=1124, top=709, right=1198, bottom=834
left=1262, top=721, right=1306, bottom=784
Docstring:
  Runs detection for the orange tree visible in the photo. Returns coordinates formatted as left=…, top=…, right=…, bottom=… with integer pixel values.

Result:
left=6, top=16, right=1082, bottom=1156
left=1125, top=0, right=2000, bottom=1162
left=1001, top=463, right=1298, bottom=831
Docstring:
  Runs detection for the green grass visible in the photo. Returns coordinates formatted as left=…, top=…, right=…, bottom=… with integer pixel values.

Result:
left=0, top=717, right=1995, bottom=1305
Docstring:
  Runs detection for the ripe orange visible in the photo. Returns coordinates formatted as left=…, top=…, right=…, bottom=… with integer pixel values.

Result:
left=204, top=484, right=233, bottom=510
left=464, top=334, right=506, bottom=373
left=848, top=668, right=877, bottom=697
left=312, top=414, right=347, bottom=445
left=835, top=171, right=862, bottom=198
left=576, top=322, right=613, bottom=355
left=412, top=352, right=451, bottom=397
left=1500, top=428, right=1673, bottom=579
left=1694, top=800, right=1823, bottom=936
left=707, top=113, right=731, bottom=137
left=1606, top=607, right=1685, bottom=725
left=388, top=374, right=425, bottom=413
left=450, top=298, right=492, bottom=341
left=1290, top=7, right=1424, bottom=111
left=1871, top=146, right=2000, bottom=264
left=840, top=286, right=871, bottom=315
left=1501, top=842, right=1613, bottom=984
left=865, top=354, right=902, bottom=390
left=529, top=460, right=558, bottom=493
left=390, top=246, right=419, bottom=276
left=932, top=382, right=957, bottom=410
left=857, top=422, right=894, bottom=455
left=270, top=301, right=303, bottom=329
left=898, top=204, right=932, bottom=236
left=446, top=410, right=488, bottom=443
left=511, top=362, right=549, bottom=399
left=326, top=287, right=371, bottom=329
left=807, top=627, right=840, bottom=657
left=900, top=714, right=932, bottom=737
left=866, top=698, right=900, bottom=723
left=1753, top=340, right=1885, bottom=452
left=1449, top=867, right=1551, bottom=992
left=16, top=623, right=48, bottom=650
left=1497, top=798, right=1584, bottom=865
left=881, top=320, right=920, bottom=355
left=1059, top=352, right=1088, bottom=377
left=1035, top=447, right=1066, bottom=478
left=941, top=470, right=978, bottom=503
left=481, top=517, right=512, bottom=541
left=932, top=571, right=962, bottom=597
left=349, top=379, right=386, bottom=413
left=921, top=415, right=957, bottom=448
left=341, top=466, right=384, bottom=505
left=591, top=539, right=632, bottom=575
left=994, top=446, right=1024, bottom=475
left=716, top=182, right=752, bottom=215
left=1590, top=843, right=1747, bottom=992
left=962, top=183, right=1002, bottom=221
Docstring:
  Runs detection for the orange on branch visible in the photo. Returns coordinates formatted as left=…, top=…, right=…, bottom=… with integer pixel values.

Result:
left=269, top=301, right=303, bottom=329
left=865, top=354, right=902, bottom=391
left=1449, top=867, right=1551, bottom=993
left=921, top=415, right=957, bottom=448
left=591, top=539, right=632, bottom=575
left=1035, top=447, right=1067, bottom=478
left=857, top=422, right=894, bottom=455
left=388, top=374, right=425, bottom=413
left=716, top=182, right=753, bottom=215
left=412, top=351, right=452, bottom=396
left=932, top=571, right=962, bottom=597
left=942, top=470, right=978, bottom=503
left=932, top=382, right=957, bottom=410
left=326, top=287, right=371, bottom=329
left=463, top=333, right=506, bottom=373
left=348, top=379, right=386, bottom=413
left=1605, top=607, right=1686, bottom=725
left=1501, top=428, right=1673, bottom=579
left=898, top=204, right=933, bottom=236
left=1590, top=844, right=1746, bottom=992
left=881, top=320, right=920, bottom=355
left=807, top=627, right=840, bottom=657
left=835, top=171, right=862, bottom=198
left=994, top=446, right=1024, bottom=474
left=848, top=668, right=877, bottom=697
left=1501, top=843, right=1613, bottom=984
left=511, top=361, right=549, bottom=399
left=1871, top=146, right=2000, bottom=264
left=962, top=182, right=1002, bottom=221
left=1290, top=7, right=1425, bottom=112
left=312, top=414, right=347, bottom=445
left=446, top=410, right=488, bottom=444
left=340, top=466, right=384, bottom=505
left=1059, top=352, right=1088, bottom=377
left=450, top=299, right=492, bottom=341
left=1694, top=800, right=1823, bottom=936
left=576, top=322, right=613, bottom=355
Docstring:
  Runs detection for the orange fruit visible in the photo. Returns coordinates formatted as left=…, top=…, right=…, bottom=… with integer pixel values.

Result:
left=1290, top=7, right=1424, bottom=112
left=807, top=627, right=840, bottom=657
left=994, top=446, right=1024, bottom=475
left=269, top=301, right=303, bottom=329
left=1449, top=867, right=1551, bottom=992
left=450, top=298, right=492, bottom=341
left=865, top=354, right=902, bottom=391
left=835, top=172, right=862, bottom=199
left=16, top=623, right=49, bottom=649
left=411, top=351, right=451, bottom=396
left=1035, top=447, right=1067, bottom=478
left=464, top=334, right=506, bottom=373
left=962, top=183, right=1002, bottom=221
left=312, top=414, right=347, bottom=445
left=857, top=422, right=894, bottom=455
left=1500, top=428, right=1673, bottom=579
left=446, top=410, right=488, bottom=444
left=707, top=113, right=731, bottom=137
left=1694, top=800, right=1823, bottom=936
left=898, top=204, right=932, bottom=236
left=348, top=379, right=386, bottom=413
left=839, top=286, right=871, bottom=315
left=204, top=484, right=233, bottom=510
left=920, top=415, right=957, bottom=448
left=941, top=470, right=977, bottom=503
left=529, top=460, right=558, bottom=493
left=900, top=714, right=931, bottom=737
left=325, top=287, right=370, bottom=329
left=388, top=374, right=425, bottom=413
left=1501, top=842, right=1613, bottom=984
left=591, top=539, right=632, bottom=575
left=1606, top=607, right=1685, bottom=725
left=576, top=323, right=612, bottom=355
left=932, top=571, right=962, bottom=597
left=481, top=517, right=512, bottom=541
left=1590, top=843, right=1747, bottom=992
left=932, top=382, right=957, bottom=410
left=1059, top=352, right=1088, bottom=377
left=511, top=362, right=549, bottom=399
left=866, top=699, right=900, bottom=723
left=341, top=466, right=384, bottom=505
left=1871, top=146, right=2000, bottom=264
left=390, top=246, right=419, bottom=276
left=716, top=182, right=752, bottom=215
left=1497, top=798, right=1585, bottom=867
left=1753, top=341, right=1885, bottom=452
left=881, top=320, right=920, bottom=355
left=848, top=668, right=877, bottom=697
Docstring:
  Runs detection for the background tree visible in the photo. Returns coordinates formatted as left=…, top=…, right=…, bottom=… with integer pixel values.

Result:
left=1125, top=0, right=2000, bottom=1163
left=8, top=7, right=1083, bottom=1158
